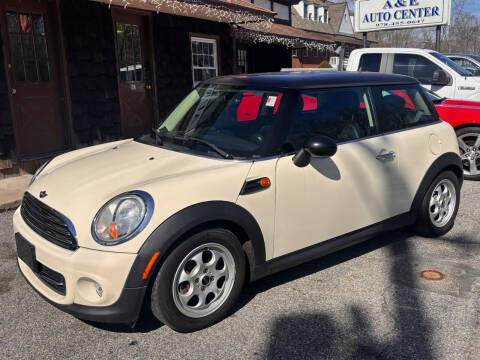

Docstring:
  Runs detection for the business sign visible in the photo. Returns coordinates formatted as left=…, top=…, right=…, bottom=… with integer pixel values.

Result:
left=354, top=0, right=451, bottom=32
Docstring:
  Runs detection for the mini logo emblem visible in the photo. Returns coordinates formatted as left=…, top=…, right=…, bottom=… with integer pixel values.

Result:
left=39, top=191, right=47, bottom=198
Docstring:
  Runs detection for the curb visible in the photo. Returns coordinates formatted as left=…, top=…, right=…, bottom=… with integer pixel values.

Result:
left=0, top=200, right=21, bottom=213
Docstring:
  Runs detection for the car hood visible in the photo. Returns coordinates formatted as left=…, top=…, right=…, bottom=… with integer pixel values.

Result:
left=27, top=140, right=253, bottom=252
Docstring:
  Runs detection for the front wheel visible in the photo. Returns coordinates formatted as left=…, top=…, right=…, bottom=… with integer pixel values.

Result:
left=414, top=170, right=460, bottom=237
left=150, top=228, right=245, bottom=332
left=456, top=126, right=480, bottom=180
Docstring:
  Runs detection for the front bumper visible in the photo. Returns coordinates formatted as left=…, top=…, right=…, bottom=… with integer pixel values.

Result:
left=14, top=208, right=146, bottom=324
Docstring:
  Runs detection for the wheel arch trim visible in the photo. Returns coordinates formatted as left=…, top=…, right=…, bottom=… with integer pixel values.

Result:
left=411, top=152, right=463, bottom=214
left=124, top=201, right=266, bottom=288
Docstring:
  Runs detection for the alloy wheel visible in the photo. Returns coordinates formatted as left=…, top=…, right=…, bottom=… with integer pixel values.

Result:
left=172, top=243, right=236, bottom=318
left=458, top=133, right=480, bottom=176
left=429, top=179, right=456, bottom=227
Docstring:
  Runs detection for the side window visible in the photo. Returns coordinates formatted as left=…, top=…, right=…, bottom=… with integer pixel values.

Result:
left=372, top=85, right=437, bottom=133
left=282, top=87, right=377, bottom=152
left=358, top=53, right=382, bottom=72
left=393, top=54, right=441, bottom=85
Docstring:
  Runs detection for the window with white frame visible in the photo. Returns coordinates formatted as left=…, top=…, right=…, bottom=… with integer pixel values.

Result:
left=303, top=3, right=308, bottom=19
left=191, top=37, right=218, bottom=86
left=313, top=47, right=319, bottom=57
left=314, top=6, right=318, bottom=21
left=303, top=47, right=309, bottom=57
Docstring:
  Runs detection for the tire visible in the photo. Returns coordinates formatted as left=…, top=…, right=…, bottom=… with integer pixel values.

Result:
left=150, top=228, right=246, bottom=332
left=455, top=126, right=480, bottom=181
left=414, top=170, right=460, bottom=237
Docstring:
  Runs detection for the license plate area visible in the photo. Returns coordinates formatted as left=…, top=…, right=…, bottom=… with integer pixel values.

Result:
left=16, top=233, right=38, bottom=273
left=15, top=233, right=66, bottom=295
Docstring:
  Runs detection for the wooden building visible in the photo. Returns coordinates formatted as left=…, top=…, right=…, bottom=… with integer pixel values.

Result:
left=0, top=0, right=331, bottom=165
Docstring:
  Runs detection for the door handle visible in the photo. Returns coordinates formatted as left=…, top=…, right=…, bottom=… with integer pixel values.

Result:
left=11, top=88, right=16, bottom=95
left=376, top=151, right=396, bottom=161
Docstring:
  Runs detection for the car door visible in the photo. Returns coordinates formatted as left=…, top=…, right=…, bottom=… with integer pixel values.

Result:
left=370, top=84, right=443, bottom=214
left=391, top=53, right=455, bottom=99
left=274, top=87, right=403, bottom=258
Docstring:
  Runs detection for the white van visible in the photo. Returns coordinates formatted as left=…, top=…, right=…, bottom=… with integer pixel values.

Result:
left=347, top=48, right=480, bottom=102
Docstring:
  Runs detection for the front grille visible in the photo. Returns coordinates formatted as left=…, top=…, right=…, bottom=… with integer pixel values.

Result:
left=21, top=192, right=78, bottom=250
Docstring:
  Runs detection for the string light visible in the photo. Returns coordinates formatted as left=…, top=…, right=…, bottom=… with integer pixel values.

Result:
left=110, top=0, right=274, bottom=31
left=234, top=27, right=335, bottom=50
left=109, top=0, right=334, bottom=49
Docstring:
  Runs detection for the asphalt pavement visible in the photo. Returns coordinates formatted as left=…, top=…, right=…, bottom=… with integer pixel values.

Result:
left=0, top=182, right=479, bottom=359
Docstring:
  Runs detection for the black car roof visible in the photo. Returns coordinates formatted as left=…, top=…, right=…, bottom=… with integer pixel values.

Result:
left=207, top=71, right=418, bottom=89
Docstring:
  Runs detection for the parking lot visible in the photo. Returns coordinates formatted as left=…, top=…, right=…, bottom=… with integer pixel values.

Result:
left=0, top=182, right=478, bottom=360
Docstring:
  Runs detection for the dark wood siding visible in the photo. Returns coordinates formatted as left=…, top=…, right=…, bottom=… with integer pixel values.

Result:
left=0, top=31, right=14, bottom=157
left=60, top=0, right=121, bottom=145
left=152, top=13, right=234, bottom=121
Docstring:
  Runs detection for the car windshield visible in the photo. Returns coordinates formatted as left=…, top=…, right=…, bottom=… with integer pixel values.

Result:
left=149, top=84, right=286, bottom=159
left=431, top=52, right=474, bottom=77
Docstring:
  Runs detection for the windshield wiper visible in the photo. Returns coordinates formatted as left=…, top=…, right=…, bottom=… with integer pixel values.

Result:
left=171, top=135, right=233, bottom=159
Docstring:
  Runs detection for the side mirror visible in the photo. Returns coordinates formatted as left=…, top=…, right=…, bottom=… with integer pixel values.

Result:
left=292, top=135, right=337, bottom=167
left=432, top=69, right=450, bottom=86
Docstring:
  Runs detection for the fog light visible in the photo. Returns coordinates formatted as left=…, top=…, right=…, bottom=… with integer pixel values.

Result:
left=94, top=282, right=103, bottom=297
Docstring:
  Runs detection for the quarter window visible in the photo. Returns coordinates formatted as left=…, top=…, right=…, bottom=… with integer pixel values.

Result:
left=393, top=54, right=441, bottom=85
left=282, top=87, right=376, bottom=152
left=372, top=85, right=437, bottom=133
left=191, top=37, right=218, bottom=86
left=358, top=53, right=381, bottom=72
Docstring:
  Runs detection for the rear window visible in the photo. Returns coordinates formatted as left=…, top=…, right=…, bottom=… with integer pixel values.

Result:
left=358, top=53, right=382, bottom=72
left=372, top=84, right=437, bottom=133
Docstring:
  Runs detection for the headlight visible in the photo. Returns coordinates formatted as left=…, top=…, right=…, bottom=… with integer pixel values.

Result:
left=92, top=191, right=154, bottom=246
left=29, top=160, right=51, bottom=186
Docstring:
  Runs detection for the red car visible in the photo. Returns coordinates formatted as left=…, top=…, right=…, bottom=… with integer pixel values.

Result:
left=426, top=90, right=480, bottom=180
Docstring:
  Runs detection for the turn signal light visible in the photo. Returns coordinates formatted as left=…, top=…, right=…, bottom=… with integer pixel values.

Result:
left=109, top=223, right=118, bottom=239
left=259, top=177, right=271, bottom=188
left=142, top=251, right=160, bottom=279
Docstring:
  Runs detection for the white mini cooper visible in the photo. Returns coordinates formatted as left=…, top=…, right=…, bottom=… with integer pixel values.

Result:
left=14, top=72, right=462, bottom=332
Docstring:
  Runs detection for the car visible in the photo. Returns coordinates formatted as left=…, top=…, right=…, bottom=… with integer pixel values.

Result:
left=445, top=54, right=480, bottom=76
left=346, top=48, right=480, bottom=102
left=14, top=72, right=463, bottom=332
left=425, top=90, right=480, bottom=180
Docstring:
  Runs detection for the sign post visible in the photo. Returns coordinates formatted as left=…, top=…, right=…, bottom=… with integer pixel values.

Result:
left=354, top=0, right=452, bottom=50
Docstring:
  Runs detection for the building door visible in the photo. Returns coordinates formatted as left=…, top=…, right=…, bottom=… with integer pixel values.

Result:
left=2, top=0, right=67, bottom=158
left=112, top=10, right=154, bottom=139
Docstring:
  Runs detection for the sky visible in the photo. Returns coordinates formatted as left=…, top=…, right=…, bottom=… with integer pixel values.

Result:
left=465, top=2, right=480, bottom=17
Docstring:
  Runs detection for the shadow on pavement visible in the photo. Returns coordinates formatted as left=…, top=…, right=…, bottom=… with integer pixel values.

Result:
left=262, top=232, right=436, bottom=360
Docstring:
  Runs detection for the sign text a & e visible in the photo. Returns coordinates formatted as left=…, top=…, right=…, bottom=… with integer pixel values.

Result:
left=354, top=0, right=452, bottom=32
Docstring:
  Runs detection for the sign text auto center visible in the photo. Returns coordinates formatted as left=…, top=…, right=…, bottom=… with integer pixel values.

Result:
left=354, top=0, right=451, bottom=32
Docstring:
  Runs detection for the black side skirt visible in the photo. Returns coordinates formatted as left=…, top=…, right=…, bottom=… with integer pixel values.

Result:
left=250, top=212, right=416, bottom=281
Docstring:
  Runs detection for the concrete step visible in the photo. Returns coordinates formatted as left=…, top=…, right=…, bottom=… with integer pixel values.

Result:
left=0, top=175, right=32, bottom=212
left=0, top=159, right=13, bottom=170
